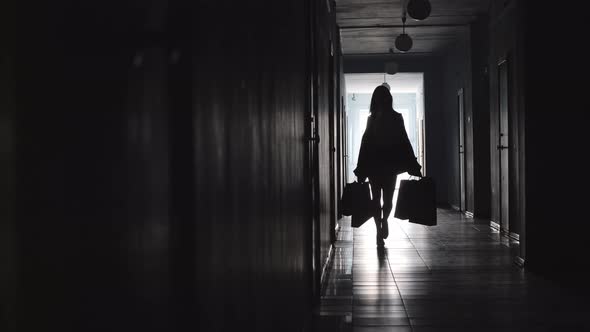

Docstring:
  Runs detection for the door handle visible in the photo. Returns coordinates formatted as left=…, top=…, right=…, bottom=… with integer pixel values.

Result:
left=497, top=145, right=509, bottom=150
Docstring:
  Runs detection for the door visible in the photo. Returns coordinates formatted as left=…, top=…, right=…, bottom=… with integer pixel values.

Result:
left=309, top=100, right=321, bottom=300
left=328, top=40, right=337, bottom=243
left=498, top=59, right=510, bottom=234
left=458, top=88, right=466, bottom=212
left=307, top=0, right=322, bottom=303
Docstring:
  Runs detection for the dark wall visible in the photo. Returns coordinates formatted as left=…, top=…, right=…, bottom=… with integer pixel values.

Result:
left=12, top=2, right=173, bottom=331
left=1, top=0, right=17, bottom=328
left=470, top=16, right=492, bottom=219
left=343, top=55, right=447, bottom=205
left=4, top=0, right=337, bottom=331
left=523, top=0, right=590, bottom=291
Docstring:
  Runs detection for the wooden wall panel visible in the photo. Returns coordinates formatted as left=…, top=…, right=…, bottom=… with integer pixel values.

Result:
left=189, top=1, right=313, bottom=330
left=4, top=0, right=330, bottom=331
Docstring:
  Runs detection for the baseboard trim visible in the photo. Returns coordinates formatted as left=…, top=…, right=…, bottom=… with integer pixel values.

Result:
left=514, top=256, right=525, bottom=268
left=487, top=221, right=524, bottom=268
left=450, top=205, right=474, bottom=218
left=489, top=222, right=520, bottom=242
left=320, top=244, right=334, bottom=290
left=509, top=232, right=520, bottom=241
left=490, top=220, right=500, bottom=231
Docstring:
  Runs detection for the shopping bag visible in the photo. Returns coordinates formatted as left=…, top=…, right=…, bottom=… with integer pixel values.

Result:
left=394, top=177, right=437, bottom=226
left=341, top=181, right=372, bottom=228
left=394, top=179, right=416, bottom=220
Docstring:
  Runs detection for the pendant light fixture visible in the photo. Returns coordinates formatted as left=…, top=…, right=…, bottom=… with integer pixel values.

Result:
left=407, top=0, right=431, bottom=21
left=385, top=61, right=398, bottom=75
left=382, top=73, right=391, bottom=90
left=395, top=13, right=413, bottom=52
left=385, top=48, right=398, bottom=76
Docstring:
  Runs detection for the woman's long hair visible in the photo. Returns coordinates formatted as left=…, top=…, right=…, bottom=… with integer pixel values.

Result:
left=369, top=85, right=393, bottom=114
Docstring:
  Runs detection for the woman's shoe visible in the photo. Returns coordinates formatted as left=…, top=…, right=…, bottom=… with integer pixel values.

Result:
left=375, top=218, right=384, bottom=246
left=377, top=235, right=385, bottom=247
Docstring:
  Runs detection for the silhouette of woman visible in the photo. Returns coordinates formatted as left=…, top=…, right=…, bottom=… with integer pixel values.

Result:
left=354, top=85, right=422, bottom=247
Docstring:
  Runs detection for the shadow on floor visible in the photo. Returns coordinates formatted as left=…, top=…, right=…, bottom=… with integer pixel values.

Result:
left=312, top=314, right=352, bottom=332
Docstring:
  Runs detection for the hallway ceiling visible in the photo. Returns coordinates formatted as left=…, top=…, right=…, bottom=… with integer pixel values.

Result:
left=336, top=0, right=490, bottom=55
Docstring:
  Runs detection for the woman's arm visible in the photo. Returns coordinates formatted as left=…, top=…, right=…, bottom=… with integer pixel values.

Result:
left=397, top=116, right=422, bottom=175
left=353, top=115, right=373, bottom=180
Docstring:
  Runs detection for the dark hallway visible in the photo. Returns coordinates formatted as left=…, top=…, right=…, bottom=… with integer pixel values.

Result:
left=2, top=0, right=590, bottom=331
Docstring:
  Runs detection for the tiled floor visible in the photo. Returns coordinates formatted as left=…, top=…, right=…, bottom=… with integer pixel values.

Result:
left=315, top=209, right=590, bottom=331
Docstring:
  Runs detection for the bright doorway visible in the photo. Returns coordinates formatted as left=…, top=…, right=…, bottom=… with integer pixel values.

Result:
left=344, top=72, right=425, bottom=186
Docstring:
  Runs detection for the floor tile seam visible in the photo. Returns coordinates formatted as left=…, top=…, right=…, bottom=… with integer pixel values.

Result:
left=385, top=247, right=415, bottom=332
left=406, top=236, right=433, bottom=273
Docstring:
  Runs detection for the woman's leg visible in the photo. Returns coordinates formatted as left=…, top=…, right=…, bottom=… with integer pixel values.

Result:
left=369, top=177, right=383, bottom=222
left=380, top=174, right=397, bottom=239
left=369, top=176, right=384, bottom=246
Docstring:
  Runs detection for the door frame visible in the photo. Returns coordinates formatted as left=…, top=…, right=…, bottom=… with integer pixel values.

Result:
left=458, top=88, right=466, bottom=212
left=497, top=56, right=510, bottom=236
left=328, top=38, right=337, bottom=244
left=305, top=0, right=322, bottom=305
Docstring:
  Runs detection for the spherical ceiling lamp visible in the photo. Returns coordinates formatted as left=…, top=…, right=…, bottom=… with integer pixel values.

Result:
left=395, top=13, right=413, bottom=52
left=395, top=33, right=413, bottom=52
left=407, top=0, right=431, bottom=21
left=385, top=61, right=398, bottom=75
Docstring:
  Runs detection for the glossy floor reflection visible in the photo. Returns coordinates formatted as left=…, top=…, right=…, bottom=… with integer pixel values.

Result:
left=315, top=209, right=590, bottom=331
